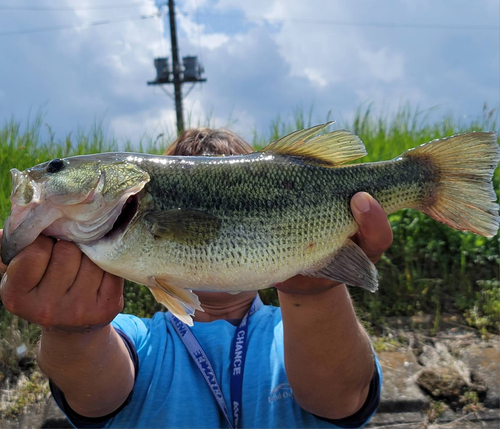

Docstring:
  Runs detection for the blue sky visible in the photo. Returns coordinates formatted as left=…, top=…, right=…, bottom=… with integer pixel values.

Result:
left=0, top=0, right=498, bottom=146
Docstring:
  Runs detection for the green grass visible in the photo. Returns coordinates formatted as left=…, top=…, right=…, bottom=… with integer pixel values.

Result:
left=257, top=103, right=500, bottom=334
left=0, top=105, right=499, bottom=387
left=346, top=104, right=500, bottom=334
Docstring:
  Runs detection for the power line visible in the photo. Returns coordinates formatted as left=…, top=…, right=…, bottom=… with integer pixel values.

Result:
left=186, top=12, right=500, bottom=31
left=0, top=13, right=158, bottom=37
left=0, top=3, right=155, bottom=11
left=158, top=4, right=166, bottom=56
left=194, top=0, right=203, bottom=70
left=2, top=7, right=496, bottom=39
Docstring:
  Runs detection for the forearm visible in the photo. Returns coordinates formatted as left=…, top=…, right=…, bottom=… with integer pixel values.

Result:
left=38, top=324, right=134, bottom=418
left=279, top=283, right=374, bottom=419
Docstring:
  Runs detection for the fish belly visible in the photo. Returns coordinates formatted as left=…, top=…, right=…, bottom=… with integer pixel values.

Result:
left=79, top=205, right=357, bottom=292
left=80, top=156, right=429, bottom=292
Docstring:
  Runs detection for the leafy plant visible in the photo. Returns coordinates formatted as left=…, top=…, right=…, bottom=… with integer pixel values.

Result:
left=0, top=105, right=498, bottom=389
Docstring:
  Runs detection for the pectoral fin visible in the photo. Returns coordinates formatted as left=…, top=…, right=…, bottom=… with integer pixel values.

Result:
left=145, top=209, right=221, bottom=245
left=309, top=240, right=378, bottom=292
left=149, top=276, right=204, bottom=326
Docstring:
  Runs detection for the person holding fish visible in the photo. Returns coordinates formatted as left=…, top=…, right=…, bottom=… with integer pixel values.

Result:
left=0, top=124, right=498, bottom=428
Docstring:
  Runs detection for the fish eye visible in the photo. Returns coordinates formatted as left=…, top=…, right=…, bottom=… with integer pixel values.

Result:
left=47, top=158, right=65, bottom=173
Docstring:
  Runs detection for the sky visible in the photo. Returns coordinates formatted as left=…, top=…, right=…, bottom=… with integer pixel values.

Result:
left=0, top=0, right=499, bottom=146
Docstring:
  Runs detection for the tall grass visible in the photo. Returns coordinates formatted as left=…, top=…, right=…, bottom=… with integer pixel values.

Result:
left=259, top=103, right=499, bottom=333
left=347, top=104, right=499, bottom=334
left=0, top=105, right=498, bottom=387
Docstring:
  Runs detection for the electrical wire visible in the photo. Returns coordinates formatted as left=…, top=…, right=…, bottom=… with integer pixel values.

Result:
left=1, top=5, right=496, bottom=40
left=194, top=1, right=204, bottom=95
left=158, top=3, right=166, bottom=56
left=0, top=3, right=156, bottom=11
left=0, top=13, right=158, bottom=37
left=194, top=0, right=203, bottom=66
left=184, top=12, right=500, bottom=31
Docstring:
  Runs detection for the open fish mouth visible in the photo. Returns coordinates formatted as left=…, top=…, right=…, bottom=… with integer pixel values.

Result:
left=1, top=193, right=140, bottom=265
left=1, top=187, right=143, bottom=265
left=103, top=194, right=139, bottom=240
left=1, top=154, right=151, bottom=265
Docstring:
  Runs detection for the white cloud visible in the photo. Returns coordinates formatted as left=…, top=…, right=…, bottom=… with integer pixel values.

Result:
left=181, top=0, right=212, bottom=13
left=359, top=48, right=405, bottom=83
left=0, top=0, right=497, bottom=147
left=177, top=13, right=230, bottom=49
left=303, top=68, right=328, bottom=87
left=109, top=107, right=177, bottom=147
left=219, top=0, right=408, bottom=89
left=215, top=0, right=278, bottom=18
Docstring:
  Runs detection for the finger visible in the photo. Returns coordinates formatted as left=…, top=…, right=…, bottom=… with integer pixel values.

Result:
left=57, top=255, right=105, bottom=326
left=97, top=273, right=124, bottom=319
left=6, top=235, right=55, bottom=293
left=0, top=235, right=55, bottom=322
left=0, top=230, right=7, bottom=274
left=0, top=272, right=9, bottom=295
left=350, top=192, right=393, bottom=263
left=37, top=241, right=83, bottom=298
left=69, top=255, right=105, bottom=298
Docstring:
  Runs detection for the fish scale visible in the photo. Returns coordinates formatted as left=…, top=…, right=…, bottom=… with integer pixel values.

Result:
left=80, top=155, right=438, bottom=289
left=1, top=124, right=499, bottom=325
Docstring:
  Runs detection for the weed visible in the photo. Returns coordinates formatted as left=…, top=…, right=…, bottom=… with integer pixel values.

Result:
left=372, top=336, right=405, bottom=353
left=0, top=372, right=49, bottom=419
left=427, top=400, right=447, bottom=422
left=460, top=390, right=484, bottom=414
left=0, top=105, right=498, bottom=385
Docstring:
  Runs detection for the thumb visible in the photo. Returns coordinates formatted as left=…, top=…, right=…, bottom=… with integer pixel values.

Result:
left=0, top=230, right=7, bottom=274
left=350, top=192, right=393, bottom=263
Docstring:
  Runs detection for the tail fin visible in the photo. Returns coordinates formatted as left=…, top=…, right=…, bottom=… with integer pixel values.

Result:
left=402, top=132, right=500, bottom=237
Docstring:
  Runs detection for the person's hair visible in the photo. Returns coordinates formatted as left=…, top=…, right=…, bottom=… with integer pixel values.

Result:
left=164, top=128, right=254, bottom=156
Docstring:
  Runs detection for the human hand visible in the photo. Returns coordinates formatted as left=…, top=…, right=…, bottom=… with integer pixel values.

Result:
left=0, top=229, right=124, bottom=332
left=0, top=235, right=6, bottom=275
left=276, top=192, right=393, bottom=295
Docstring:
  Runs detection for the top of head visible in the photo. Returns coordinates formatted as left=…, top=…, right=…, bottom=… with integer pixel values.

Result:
left=164, top=128, right=253, bottom=157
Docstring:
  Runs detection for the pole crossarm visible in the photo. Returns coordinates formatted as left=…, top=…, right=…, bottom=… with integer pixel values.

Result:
left=147, top=0, right=206, bottom=135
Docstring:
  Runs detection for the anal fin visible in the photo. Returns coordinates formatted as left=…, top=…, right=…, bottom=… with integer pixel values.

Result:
left=310, top=240, right=378, bottom=292
left=149, top=276, right=204, bottom=326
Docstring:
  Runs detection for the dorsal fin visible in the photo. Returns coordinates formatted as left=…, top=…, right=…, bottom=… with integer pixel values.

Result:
left=260, top=122, right=367, bottom=166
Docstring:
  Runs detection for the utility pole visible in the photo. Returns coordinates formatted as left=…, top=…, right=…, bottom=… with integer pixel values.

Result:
left=147, top=0, right=206, bottom=135
left=168, top=0, right=184, bottom=134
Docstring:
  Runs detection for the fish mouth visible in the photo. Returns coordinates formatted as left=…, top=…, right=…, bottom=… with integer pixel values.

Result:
left=1, top=194, right=140, bottom=264
left=103, top=194, right=139, bottom=240
left=1, top=205, right=63, bottom=265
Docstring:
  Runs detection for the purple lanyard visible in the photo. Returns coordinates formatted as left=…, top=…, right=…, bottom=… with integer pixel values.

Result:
left=169, top=295, right=263, bottom=429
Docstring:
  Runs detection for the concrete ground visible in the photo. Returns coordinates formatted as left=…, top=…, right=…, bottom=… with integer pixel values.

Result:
left=366, top=316, right=499, bottom=428
left=0, top=315, right=498, bottom=429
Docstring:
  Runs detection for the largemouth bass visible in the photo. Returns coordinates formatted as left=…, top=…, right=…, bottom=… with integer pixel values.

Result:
left=2, top=124, right=499, bottom=325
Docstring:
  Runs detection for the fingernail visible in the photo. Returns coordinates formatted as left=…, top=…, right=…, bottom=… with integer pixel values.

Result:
left=353, top=193, right=371, bottom=213
left=0, top=273, right=8, bottom=291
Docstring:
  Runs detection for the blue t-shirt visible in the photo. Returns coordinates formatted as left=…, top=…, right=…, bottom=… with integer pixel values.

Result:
left=52, top=304, right=382, bottom=428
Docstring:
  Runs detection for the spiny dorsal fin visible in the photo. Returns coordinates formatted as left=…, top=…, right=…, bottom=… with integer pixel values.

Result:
left=260, top=122, right=367, bottom=166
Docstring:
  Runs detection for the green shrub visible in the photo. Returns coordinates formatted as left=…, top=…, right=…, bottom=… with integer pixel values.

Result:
left=0, top=104, right=498, bottom=382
